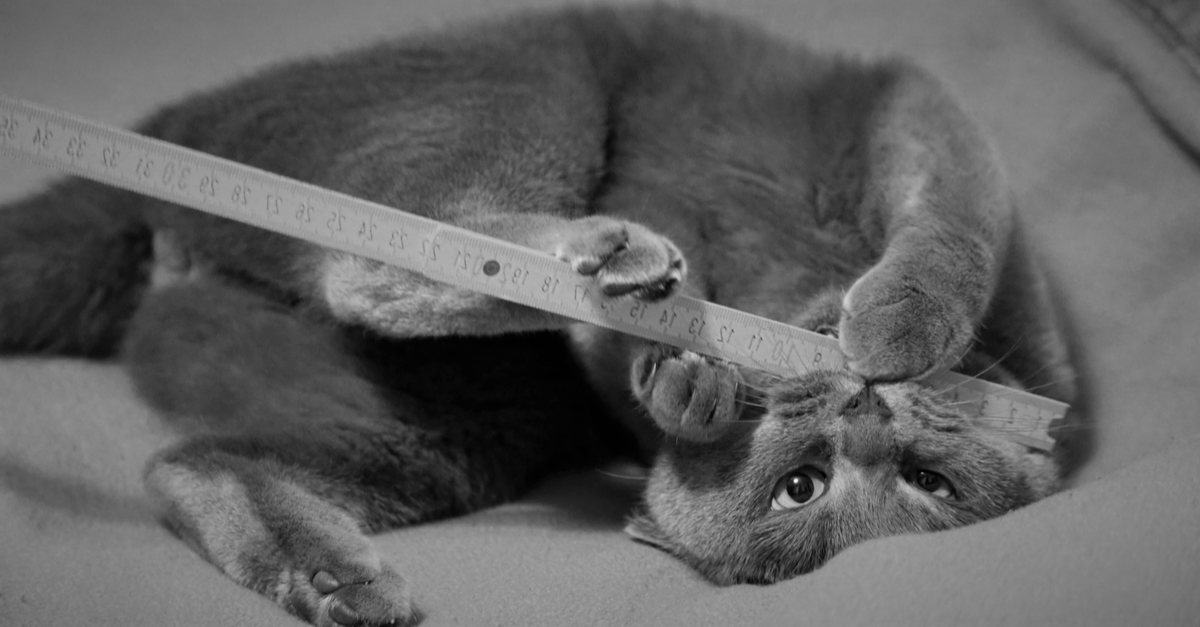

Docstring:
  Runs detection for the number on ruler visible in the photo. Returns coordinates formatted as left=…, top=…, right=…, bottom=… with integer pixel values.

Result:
left=101, top=144, right=120, bottom=169
left=420, top=239, right=437, bottom=261
left=357, top=217, right=376, bottom=242
left=292, top=198, right=310, bottom=221
left=31, top=125, right=52, bottom=149
left=454, top=249, right=471, bottom=272
left=388, top=229, right=407, bottom=251
left=66, top=134, right=86, bottom=159
left=0, top=113, right=18, bottom=140
left=230, top=182, right=251, bottom=206
left=746, top=332, right=763, bottom=354
left=199, top=173, right=218, bottom=198
left=326, top=209, right=344, bottom=233
left=135, top=155, right=153, bottom=179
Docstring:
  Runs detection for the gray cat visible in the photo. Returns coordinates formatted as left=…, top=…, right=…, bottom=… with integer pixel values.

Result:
left=0, top=4, right=1076, bottom=626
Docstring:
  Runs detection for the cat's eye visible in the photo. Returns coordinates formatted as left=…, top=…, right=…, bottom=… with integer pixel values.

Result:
left=770, top=467, right=828, bottom=510
left=815, top=325, right=839, bottom=338
left=905, top=469, right=955, bottom=499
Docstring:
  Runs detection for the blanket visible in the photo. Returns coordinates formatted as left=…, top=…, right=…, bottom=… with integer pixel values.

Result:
left=2, top=0, right=1198, bottom=625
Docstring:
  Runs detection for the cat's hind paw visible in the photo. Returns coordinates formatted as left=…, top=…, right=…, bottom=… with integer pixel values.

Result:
left=266, top=511, right=415, bottom=627
left=288, top=566, right=414, bottom=627
left=145, top=451, right=418, bottom=627
left=554, top=217, right=685, bottom=301
left=631, top=345, right=742, bottom=442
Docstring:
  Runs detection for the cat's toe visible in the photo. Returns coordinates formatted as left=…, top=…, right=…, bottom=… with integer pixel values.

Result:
left=310, top=566, right=415, bottom=627
left=632, top=345, right=741, bottom=442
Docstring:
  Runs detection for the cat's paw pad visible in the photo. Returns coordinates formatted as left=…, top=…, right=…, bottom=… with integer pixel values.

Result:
left=631, top=345, right=741, bottom=442
left=838, top=268, right=972, bottom=382
left=554, top=217, right=685, bottom=301
left=285, top=561, right=414, bottom=627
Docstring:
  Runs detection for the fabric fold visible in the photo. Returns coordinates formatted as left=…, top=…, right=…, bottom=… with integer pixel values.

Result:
left=1049, top=0, right=1200, bottom=157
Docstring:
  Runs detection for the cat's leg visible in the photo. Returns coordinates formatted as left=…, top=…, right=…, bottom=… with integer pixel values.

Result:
left=319, top=212, right=685, bottom=338
left=146, top=438, right=415, bottom=627
left=839, top=65, right=1014, bottom=383
left=125, top=277, right=551, bottom=626
left=148, top=421, right=557, bottom=626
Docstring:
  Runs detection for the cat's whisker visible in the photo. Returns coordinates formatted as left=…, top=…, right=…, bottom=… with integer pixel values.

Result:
left=738, top=384, right=776, bottom=396
left=1015, top=373, right=1082, bottom=396
left=931, top=368, right=1080, bottom=418
left=972, top=415, right=1083, bottom=428
left=938, top=398, right=982, bottom=407
left=970, top=416, right=1086, bottom=434
left=940, top=337, right=1027, bottom=395
left=592, top=468, right=649, bottom=481
left=943, top=380, right=1075, bottom=408
left=736, top=384, right=770, bottom=396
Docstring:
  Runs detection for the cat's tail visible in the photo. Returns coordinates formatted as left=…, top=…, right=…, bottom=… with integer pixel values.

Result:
left=0, top=178, right=153, bottom=356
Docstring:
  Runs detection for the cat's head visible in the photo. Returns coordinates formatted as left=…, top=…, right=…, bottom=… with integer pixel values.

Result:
left=627, top=368, right=1059, bottom=584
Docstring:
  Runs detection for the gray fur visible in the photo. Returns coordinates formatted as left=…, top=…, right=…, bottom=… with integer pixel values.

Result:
left=0, top=4, right=1076, bottom=626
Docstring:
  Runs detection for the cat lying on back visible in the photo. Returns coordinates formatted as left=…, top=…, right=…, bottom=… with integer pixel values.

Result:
left=0, top=4, right=1076, bottom=626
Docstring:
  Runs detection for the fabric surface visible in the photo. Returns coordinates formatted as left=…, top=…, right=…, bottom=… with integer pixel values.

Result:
left=1052, top=0, right=1200, bottom=156
left=2, top=0, right=1199, bottom=625
left=1126, top=0, right=1200, bottom=71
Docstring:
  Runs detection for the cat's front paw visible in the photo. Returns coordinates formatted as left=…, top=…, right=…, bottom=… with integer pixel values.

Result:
left=554, top=217, right=685, bottom=301
left=838, top=265, right=973, bottom=382
left=631, top=345, right=741, bottom=442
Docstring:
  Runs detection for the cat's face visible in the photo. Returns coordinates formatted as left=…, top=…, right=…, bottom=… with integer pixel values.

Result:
left=628, top=369, right=1059, bottom=584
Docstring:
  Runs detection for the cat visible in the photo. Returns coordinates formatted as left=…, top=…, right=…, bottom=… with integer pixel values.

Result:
left=0, top=3, right=1077, bottom=626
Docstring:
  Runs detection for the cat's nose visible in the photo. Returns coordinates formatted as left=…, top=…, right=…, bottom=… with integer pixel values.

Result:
left=841, top=385, right=893, bottom=467
left=841, top=385, right=892, bottom=422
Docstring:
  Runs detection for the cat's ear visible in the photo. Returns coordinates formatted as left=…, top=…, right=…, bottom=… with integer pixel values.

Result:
left=624, top=507, right=678, bottom=554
